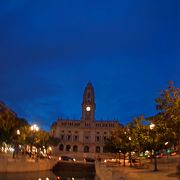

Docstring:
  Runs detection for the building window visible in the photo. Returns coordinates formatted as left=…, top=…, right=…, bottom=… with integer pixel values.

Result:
left=84, top=136, right=90, bottom=142
left=73, top=145, right=78, bottom=152
left=96, top=136, right=100, bottom=142
left=61, top=135, right=64, bottom=140
left=67, top=135, right=71, bottom=141
left=85, top=123, right=90, bottom=127
left=96, top=124, right=101, bottom=127
left=59, top=144, right=64, bottom=151
left=74, top=135, right=78, bottom=141
left=66, top=145, right=71, bottom=152
left=103, top=136, right=107, bottom=142
left=84, top=146, right=89, bottom=153
left=96, top=146, right=101, bottom=153
left=75, top=123, right=80, bottom=126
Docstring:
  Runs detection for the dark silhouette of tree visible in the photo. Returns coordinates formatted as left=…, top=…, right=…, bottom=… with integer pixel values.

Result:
left=0, top=102, right=28, bottom=144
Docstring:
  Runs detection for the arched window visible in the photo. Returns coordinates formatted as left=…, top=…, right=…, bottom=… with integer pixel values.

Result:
left=66, top=145, right=71, bottom=152
left=59, top=144, right=64, bottom=151
left=96, top=146, right=100, bottom=153
left=73, top=145, right=78, bottom=152
left=84, top=146, right=89, bottom=152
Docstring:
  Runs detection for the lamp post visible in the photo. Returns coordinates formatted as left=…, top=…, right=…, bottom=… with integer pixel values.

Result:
left=13, top=129, right=20, bottom=158
left=17, top=129, right=20, bottom=135
left=128, top=136, right=133, bottom=167
left=165, top=141, right=169, bottom=159
left=30, top=124, right=39, bottom=156
left=118, top=150, right=121, bottom=164
left=149, top=123, right=158, bottom=171
left=30, top=124, right=39, bottom=132
left=16, top=129, right=20, bottom=144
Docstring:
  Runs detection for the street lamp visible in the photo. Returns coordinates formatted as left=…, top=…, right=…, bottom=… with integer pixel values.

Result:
left=149, top=123, right=158, bottom=171
left=30, top=124, right=39, bottom=156
left=165, top=142, right=169, bottom=159
left=150, top=123, right=155, bottom=130
left=13, top=129, right=21, bottom=158
left=128, top=136, right=133, bottom=167
left=30, top=124, right=39, bottom=132
left=16, top=129, right=20, bottom=145
left=17, top=129, right=20, bottom=135
left=118, top=150, right=121, bottom=164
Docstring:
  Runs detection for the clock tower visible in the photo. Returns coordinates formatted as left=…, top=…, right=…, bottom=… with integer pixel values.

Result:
left=81, top=82, right=95, bottom=121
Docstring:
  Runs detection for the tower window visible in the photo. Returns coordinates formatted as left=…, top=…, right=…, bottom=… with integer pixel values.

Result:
left=88, top=92, right=90, bottom=98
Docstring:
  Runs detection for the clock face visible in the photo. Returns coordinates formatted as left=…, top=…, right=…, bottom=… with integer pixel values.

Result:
left=86, top=106, right=91, bottom=111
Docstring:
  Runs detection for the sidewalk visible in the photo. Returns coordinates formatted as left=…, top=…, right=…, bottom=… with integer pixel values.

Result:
left=121, top=158, right=179, bottom=180
left=96, top=156, right=180, bottom=180
left=0, top=152, right=58, bottom=173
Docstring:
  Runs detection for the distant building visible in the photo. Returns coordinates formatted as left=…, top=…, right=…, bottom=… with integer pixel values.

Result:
left=51, top=82, right=121, bottom=160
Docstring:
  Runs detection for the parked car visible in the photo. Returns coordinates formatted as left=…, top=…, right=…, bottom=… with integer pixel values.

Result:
left=156, top=153, right=163, bottom=158
left=59, top=156, right=76, bottom=161
left=170, top=151, right=177, bottom=156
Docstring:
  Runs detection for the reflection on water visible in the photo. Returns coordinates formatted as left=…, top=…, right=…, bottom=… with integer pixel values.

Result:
left=0, top=170, right=99, bottom=180
left=0, top=171, right=56, bottom=180
left=54, top=170, right=98, bottom=180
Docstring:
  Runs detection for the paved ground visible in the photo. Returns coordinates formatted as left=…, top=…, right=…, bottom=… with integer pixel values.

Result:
left=114, top=156, right=180, bottom=180
left=100, top=156, right=180, bottom=180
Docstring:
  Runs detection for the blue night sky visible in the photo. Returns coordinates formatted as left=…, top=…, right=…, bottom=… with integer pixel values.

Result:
left=0, top=0, right=179, bottom=131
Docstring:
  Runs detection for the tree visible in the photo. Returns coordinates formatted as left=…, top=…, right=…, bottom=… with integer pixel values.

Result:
left=155, top=81, right=180, bottom=151
left=129, top=116, right=149, bottom=165
left=146, top=81, right=180, bottom=172
left=0, top=102, right=29, bottom=144
left=107, top=126, right=133, bottom=166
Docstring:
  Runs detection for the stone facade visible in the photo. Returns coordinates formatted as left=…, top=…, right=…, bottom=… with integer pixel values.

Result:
left=51, top=82, right=121, bottom=159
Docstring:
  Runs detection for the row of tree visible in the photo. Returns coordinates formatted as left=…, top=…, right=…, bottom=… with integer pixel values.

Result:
left=104, top=81, right=180, bottom=168
left=0, top=102, right=59, bottom=149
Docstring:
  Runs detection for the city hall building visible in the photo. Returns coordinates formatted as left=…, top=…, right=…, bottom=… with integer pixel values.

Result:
left=51, top=82, right=121, bottom=160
